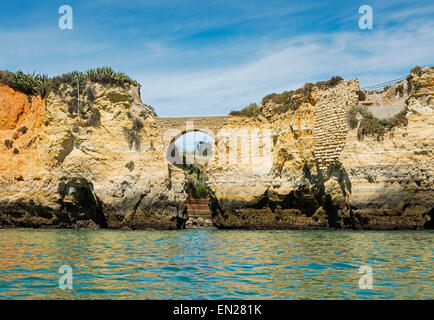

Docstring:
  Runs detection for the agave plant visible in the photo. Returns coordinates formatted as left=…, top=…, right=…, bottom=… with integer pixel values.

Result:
left=12, top=71, right=42, bottom=96
left=1, top=67, right=141, bottom=98
left=86, top=67, right=140, bottom=87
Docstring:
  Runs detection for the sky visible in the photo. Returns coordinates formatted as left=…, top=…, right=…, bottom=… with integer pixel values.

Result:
left=174, top=131, right=214, bottom=152
left=0, top=0, right=433, bottom=116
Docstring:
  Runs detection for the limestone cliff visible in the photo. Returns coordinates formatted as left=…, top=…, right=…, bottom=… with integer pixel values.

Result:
left=0, top=76, right=186, bottom=229
left=211, top=67, right=433, bottom=229
left=0, top=66, right=432, bottom=230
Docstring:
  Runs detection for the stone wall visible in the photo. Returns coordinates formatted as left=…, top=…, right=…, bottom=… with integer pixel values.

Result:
left=313, top=80, right=359, bottom=171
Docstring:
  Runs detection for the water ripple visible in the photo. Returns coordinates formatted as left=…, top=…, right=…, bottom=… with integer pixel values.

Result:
left=0, top=229, right=433, bottom=299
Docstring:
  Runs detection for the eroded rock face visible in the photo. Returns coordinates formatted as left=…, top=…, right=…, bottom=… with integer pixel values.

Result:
left=209, top=80, right=358, bottom=229
left=339, top=67, right=434, bottom=229
left=209, top=69, right=433, bottom=230
left=0, top=67, right=432, bottom=230
left=0, top=81, right=187, bottom=229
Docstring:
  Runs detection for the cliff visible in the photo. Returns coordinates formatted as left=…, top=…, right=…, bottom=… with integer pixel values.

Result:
left=0, top=70, right=186, bottom=229
left=0, top=66, right=432, bottom=230
left=211, top=67, right=433, bottom=229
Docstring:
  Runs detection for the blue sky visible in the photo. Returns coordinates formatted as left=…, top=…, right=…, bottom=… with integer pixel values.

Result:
left=0, top=0, right=433, bottom=116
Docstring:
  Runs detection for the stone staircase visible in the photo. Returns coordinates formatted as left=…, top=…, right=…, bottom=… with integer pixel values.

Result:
left=186, top=198, right=211, bottom=216
left=186, top=197, right=213, bottom=228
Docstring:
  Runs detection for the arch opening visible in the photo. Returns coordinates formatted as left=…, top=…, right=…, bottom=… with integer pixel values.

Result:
left=166, top=130, right=214, bottom=168
left=167, top=131, right=215, bottom=228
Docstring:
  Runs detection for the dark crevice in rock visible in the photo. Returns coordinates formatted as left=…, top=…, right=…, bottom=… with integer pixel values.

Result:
left=250, top=189, right=276, bottom=212
left=131, top=193, right=146, bottom=218
left=323, top=194, right=340, bottom=228
left=58, top=177, right=107, bottom=228
left=208, top=188, right=225, bottom=219
left=424, top=208, right=434, bottom=229
left=174, top=207, right=188, bottom=229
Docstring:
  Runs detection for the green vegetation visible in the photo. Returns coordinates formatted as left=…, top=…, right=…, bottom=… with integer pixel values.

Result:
left=347, top=105, right=408, bottom=141
left=51, top=67, right=140, bottom=95
left=184, top=163, right=208, bottom=198
left=87, top=67, right=140, bottom=87
left=229, top=103, right=262, bottom=117
left=228, top=76, right=343, bottom=117
left=176, top=143, right=209, bottom=198
left=0, top=67, right=140, bottom=99
left=4, top=139, right=13, bottom=149
left=260, top=81, right=316, bottom=115
left=123, top=117, right=144, bottom=151
left=125, top=161, right=134, bottom=172
left=410, top=65, right=422, bottom=76
left=0, top=70, right=50, bottom=98
left=314, top=76, right=344, bottom=89
left=142, top=104, right=158, bottom=117
left=395, top=83, right=404, bottom=97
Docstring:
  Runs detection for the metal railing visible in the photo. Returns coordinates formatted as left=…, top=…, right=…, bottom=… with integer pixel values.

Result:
left=361, top=76, right=407, bottom=93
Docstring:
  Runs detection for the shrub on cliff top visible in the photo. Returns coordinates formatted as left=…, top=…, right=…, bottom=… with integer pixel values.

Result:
left=229, top=103, right=262, bottom=117
left=315, top=75, right=344, bottom=89
left=410, top=65, right=422, bottom=76
left=50, top=68, right=141, bottom=105
left=86, top=67, right=140, bottom=87
left=1, top=67, right=140, bottom=98
left=259, top=82, right=316, bottom=115
left=348, top=105, right=408, bottom=141
left=230, top=76, right=343, bottom=117
left=0, top=70, right=51, bottom=97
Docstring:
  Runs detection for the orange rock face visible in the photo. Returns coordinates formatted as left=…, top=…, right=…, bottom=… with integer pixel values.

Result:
left=0, top=84, right=45, bottom=178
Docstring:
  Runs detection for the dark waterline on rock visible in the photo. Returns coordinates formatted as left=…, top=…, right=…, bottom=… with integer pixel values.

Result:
left=0, top=228, right=433, bottom=299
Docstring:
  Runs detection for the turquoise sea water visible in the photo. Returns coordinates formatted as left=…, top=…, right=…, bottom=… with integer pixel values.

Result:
left=0, top=228, right=432, bottom=299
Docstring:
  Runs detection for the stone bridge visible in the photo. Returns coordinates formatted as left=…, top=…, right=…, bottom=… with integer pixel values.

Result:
left=156, top=116, right=230, bottom=143
left=154, top=78, right=360, bottom=175
left=155, top=115, right=274, bottom=169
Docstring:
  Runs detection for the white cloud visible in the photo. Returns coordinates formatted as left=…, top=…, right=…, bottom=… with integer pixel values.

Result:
left=1, top=4, right=432, bottom=117
left=137, top=21, right=434, bottom=116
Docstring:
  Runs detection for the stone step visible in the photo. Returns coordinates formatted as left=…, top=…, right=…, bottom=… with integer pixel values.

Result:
left=186, top=197, right=211, bottom=216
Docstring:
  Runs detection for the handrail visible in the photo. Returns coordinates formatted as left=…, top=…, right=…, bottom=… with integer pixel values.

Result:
left=361, top=75, right=407, bottom=92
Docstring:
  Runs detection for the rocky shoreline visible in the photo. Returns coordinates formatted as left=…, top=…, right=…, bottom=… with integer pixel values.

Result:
left=0, top=66, right=433, bottom=230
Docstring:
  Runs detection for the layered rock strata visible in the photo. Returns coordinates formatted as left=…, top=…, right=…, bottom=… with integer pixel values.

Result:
left=0, top=66, right=432, bottom=230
